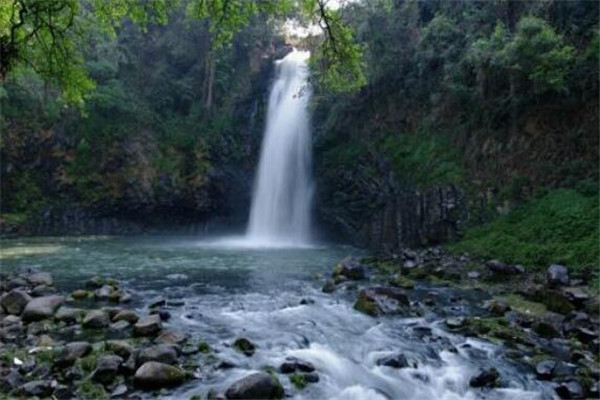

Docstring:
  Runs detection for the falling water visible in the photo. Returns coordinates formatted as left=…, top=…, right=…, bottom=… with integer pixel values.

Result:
left=246, top=50, right=313, bottom=246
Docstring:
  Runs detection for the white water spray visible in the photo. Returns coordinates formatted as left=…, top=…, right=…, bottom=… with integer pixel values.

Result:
left=246, top=50, right=313, bottom=246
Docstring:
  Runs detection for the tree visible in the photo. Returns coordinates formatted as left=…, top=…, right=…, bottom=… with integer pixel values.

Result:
left=0, top=0, right=366, bottom=108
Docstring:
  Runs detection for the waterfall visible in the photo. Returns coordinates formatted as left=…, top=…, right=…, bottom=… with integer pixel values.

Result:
left=246, top=50, right=313, bottom=246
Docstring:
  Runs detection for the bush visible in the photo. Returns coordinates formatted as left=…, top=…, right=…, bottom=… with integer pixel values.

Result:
left=448, top=189, right=599, bottom=270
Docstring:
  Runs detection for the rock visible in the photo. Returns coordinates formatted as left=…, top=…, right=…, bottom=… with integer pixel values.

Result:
left=134, top=361, right=185, bottom=390
left=119, top=292, right=132, bottom=303
left=18, top=380, right=53, bottom=397
left=304, top=372, right=319, bottom=383
left=486, top=260, right=521, bottom=275
left=22, top=295, right=64, bottom=322
left=487, top=300, right=511, bottom=316
left=150, top=309, right=171, bottom=321
left=86, top=276, right=105, bottom=289
left=111, top=384, right=128, bottom=398
left=112, top=309, right=139, bottom=324
left=403, top=259, right=418, bottom=269
left=71, top=289, right=89, bottom=300
left=55, top=307, right=83, bottom=324
left=547, top=264, right=570, bottom=287
left=279, top=357, right=315, bottom=374
left=1, top=314, right=21, bottom=326
left=1, top=289, right=32, bottom=315
left=82, top=310, right=110, bottom=328
left=333, top=257, right=365, bottom=280
left=137, top=344, right=178, bottom=365
left=535, top=360, right=556, bottom=380
left=148, top=296, right=166, bottom=308
left=109, top=320, right=131, bottom=332
left=562, top=287, right=591, bottom=307
left=31, top=284, right=56, bottom=297
left=468, top=271, right=481, bottom=279
left=106, top=340, right=134, bottom=359
left=555, top=379, right=585, bottom=399
left=321, top=280, right=336, bottom=293
left=167, top=299, right=185, bottom=306
left=53, top=384, right=74, bottom=399
left=102, top=307, right=123, bottom=319
left=0, top=369, right=23, bottom=392
left=225, top=372, right=284, bottom=399
left=469, top=368, right=500, bottom=388
left=133, top=314, right=162, bottom=336
left=574, top=327, right=597, bottom=343
left=445, top=317, right=466, bottom=329
left=92, top=355, right=123, bottom=384
left=156, top=330, right=187, bottom=345
left=376, top=353, right=410, bottom=369
left=120, top=355, right=137, bottom=375
left=95, top=285, right=112, bottom=300
left=234, top=338, right=256, bottom=357
left=533, top=321, right=561, bottom=339
left=353, top=287, right=409, bottom=317
left=55, top=341, right=93, bottom=367
left=28, top=272, right=53, bottom=286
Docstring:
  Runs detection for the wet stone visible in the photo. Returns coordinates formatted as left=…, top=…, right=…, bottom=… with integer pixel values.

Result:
left=1, top=289, right=32, bottom=315
left=82, top=310, right=110, bottom=329
left=225, top=372, right=284, bottom=399
left=469, top=368, right=500, bottom=388
left=148, top=296, right=166, bottom=308
left=376, top=353, right=411, bottom=369
left=535, top=360, right=556, bottom=380
left=92, top=355, right=123, bottom=384
left=133, top=314, right=162, bottom=336
left=555, top=379, right=585, bottom=399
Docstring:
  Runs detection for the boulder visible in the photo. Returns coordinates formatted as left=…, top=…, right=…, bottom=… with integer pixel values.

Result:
left=148, top=296, right=166, bottom=308
left=134, top=315, right=162, bottom=336
left=376, top=353, right=411, bottom=369
left=109, top=320, right=131, bottom=332
left=106, top=340, right=134, bottom=359
left=234, top=338, right=256, bottom=357
left=333, top=257, right=366, bottom=280
left=113, top=309, right=139, bottom=324
left=54, top=307, right=83, bottom=324
left=55, top=342, right=93, bottom=367
left=225, top=372, right=284, bottom=399
left=353, top=287, right=409, bottom=317
left=156, top=330, right=188, bottom=345
left=71, top=290, right=89, bottom=300
left=547, top=264, right=569, bottom=287
left=28, top=272, right=53, bottom=287
left=279, top=357, right=315, bottom=374
left=31, top=285, right=56, bottom=297
left=82, top=310, right=110, bottom=329
left=1, top=290, right=32, bottom=315
left=94, top=285, right=112, bottom=300
left=91, top=355, right=123, bottom=384
left=134, top=361, right=185, bottom=390
left=555, top=379, right=585, bottom=399
left=18, top=380, right=53, bottom=397
left=486, top=260, right=522, bottom=275
left=137, top=344, right=178, bottom=366
left=22, top=295, right=64, bottom=322
left=535, top=360, right=556, bottom=380
left=469, top=368, right=500, bottom=388
left=321, top=280, right=336, bottom=293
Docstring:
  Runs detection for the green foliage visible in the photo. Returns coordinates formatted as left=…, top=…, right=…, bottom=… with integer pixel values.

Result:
left=77, top=379, right=109, bottom=400
left=449, top=189, right=599, bottom=270
left=502, top=17, right=575, bottom=91
left=382, top=132, right=465, bottom=187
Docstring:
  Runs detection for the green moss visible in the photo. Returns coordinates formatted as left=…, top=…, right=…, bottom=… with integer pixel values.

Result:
left=289, top=373, right=307, bottom=390
left=233, top=338, right=255, bottom=356
left=497, top=294, right=547, bottom=317
left=449, top=190, right=599, bottom=271
left=78, top=379, right=109, bottom=400
left=197, top=342, right=211, bottom=353
left=390, top=275, right=415, bottom=289
left=464, top=317, right=527, bottom=345
left=353, top=290, right=379, bottom=317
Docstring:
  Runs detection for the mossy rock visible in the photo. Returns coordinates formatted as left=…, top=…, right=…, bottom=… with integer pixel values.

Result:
left=353, top=290, right=380, bottom=317
left=531, top=289, right=575, bottom=315
left=289, top=373, right=307, bottom=390
left=497, top=294, right=547, bottom=317
left=390, top=275, right=415, bottom=290
left=234, top=338, right=256, bottom=357
left=197, top=342, right=211, bottom=353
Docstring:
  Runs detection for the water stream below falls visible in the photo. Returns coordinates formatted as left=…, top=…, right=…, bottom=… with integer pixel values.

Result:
left=0, top=236, right=556, bottom=399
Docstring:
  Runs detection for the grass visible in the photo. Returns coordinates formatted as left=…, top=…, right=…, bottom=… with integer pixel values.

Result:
left=448, top=189, right=599, bottom=271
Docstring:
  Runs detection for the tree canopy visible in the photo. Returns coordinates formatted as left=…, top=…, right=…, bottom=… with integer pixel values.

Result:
left=0, top=0, right=366, bottom=106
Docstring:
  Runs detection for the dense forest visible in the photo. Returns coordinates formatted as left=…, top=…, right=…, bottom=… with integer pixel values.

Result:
left=0, top=1, right=599, bottom=399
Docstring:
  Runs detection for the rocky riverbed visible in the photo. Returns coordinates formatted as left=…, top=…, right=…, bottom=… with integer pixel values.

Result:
left=0, top=238, right=598, bottom=399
